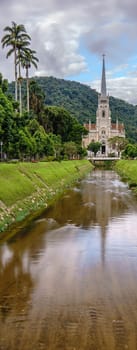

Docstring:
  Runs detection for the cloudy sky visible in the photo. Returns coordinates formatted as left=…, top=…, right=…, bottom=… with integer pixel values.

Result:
left=1, top=0, right=137, bottom=104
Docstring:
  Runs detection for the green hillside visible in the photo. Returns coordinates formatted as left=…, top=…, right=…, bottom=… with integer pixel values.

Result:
left=8, top=76, right=137, bottom=142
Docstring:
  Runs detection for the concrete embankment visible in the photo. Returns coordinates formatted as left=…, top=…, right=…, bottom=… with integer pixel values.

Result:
left=0, top=160, right=93, bottom=234
left=115, top=160, right=137, bottom=193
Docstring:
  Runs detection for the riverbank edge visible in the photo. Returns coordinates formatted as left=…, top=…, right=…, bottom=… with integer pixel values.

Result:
left=114, top=160, right=137, bottom=194
left=0, top=160, right=93, bottom=238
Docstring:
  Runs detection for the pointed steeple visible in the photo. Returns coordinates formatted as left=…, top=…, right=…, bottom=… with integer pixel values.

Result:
left=101, top=54, right=107, bottom=97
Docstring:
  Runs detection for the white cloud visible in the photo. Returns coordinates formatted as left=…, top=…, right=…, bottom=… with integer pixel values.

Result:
left=90, top=76, right=137, bottom=105
left=1, top=0, right=137, bottom=103
left=106, top=64, right=129, bottom=78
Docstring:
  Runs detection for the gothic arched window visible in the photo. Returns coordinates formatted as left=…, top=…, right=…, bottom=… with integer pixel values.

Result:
left=102, top=110, right=105, bottom=117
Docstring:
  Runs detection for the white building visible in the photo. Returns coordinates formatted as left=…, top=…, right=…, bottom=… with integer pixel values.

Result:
left=83, top=55, right=125, bottom=156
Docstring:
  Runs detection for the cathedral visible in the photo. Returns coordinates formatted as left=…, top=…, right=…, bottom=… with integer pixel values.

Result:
left=82, top=55, right=125, bottom=156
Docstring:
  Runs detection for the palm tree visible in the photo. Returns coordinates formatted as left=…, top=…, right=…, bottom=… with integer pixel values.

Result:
left=1, top=21, right=31, bottom=101
left=20, top=49, right=39, bottom=112
left=16, top=42, right=31, bottom=116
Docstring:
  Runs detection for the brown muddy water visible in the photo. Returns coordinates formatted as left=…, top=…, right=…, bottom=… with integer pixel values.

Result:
left=1, top=170, right=137, bottom=350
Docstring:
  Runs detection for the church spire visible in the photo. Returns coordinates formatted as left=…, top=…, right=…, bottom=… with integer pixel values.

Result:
left=101, top=54, right=107, bottom=97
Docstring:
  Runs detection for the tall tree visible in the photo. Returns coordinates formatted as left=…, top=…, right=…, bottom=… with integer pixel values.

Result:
left=1, top=21, right=31, bottom=102
left=63, top=141, right=77, bottom=160
left=20, top=49, right=39, bottom=112
left=0, top=86, right=14, bottom=157
left=17, top=43, right=31, bottom=116
left=29, top=80, right=45, bottom=115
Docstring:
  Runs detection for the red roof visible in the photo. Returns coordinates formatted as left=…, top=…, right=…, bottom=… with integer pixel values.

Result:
left=111, top=123, right=125, bottom=131
left=84, top=123, right=125, bottom=132
left=84, top=123, right=96, bottom=130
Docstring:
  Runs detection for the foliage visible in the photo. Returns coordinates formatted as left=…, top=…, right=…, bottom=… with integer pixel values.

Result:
left=48, top=133, right=62, bottom=159
left=0, top=81, right=15, bottom=156
left=88, top=141, right=101, bottom=155
left=0, top=73, right=8, bottom=93
left=34, top=126, right=55, bottom=158
left=39, top=106, right=72, bottom=142
left=38, top=105, right=87, bottom=144
left=108, top=136, right=128, bottom=155
left=63, top=141, right=77, bottom=159
left=122, top=143, right=137, bottom=159
left=1, top=21, right=38, bottom=116
left=18, top=128, right=36, bottom=159
left=1, top=21, right=31, bottom=102
left=0, top=74, right=85, bottom=160
left=29, top=79, right=45, bottom=114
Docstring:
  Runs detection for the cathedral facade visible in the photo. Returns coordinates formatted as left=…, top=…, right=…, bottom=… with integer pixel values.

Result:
left=82, top=55, right=125, bottom=156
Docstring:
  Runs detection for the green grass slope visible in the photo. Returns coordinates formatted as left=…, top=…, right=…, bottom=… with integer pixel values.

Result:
left=115, top=160, right=137, bottom=190
left=0, top=160, right=92, bottom=232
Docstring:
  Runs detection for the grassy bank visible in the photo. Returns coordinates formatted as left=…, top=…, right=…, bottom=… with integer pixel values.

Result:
left=115, top=160, right=137, bottom=192
left=0, top=160, right=93, bottom=233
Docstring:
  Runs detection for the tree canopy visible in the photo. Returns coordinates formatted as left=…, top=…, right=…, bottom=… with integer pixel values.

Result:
left=88, top=141, right=101, bottom=156
left=0, top=73, right=86, bottom=161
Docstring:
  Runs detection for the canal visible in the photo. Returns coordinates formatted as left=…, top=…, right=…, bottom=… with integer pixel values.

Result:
left=0, top=170, right=137, bottom=349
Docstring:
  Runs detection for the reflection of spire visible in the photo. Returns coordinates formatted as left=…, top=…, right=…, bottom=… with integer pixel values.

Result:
left=101, top=54, right=107, bottom=97
left=101, top=225, right=107, bottom=265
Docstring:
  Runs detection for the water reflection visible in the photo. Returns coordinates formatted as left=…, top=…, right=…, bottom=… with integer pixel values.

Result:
left=0, top=170, right=137, bottom=349
left=42, top=170, right=133, bottom=228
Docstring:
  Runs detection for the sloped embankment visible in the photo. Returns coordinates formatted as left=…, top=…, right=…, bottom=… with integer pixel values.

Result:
left=115, top=160, right=137, bottom=192
left=0, top=160, right=93, bottom=233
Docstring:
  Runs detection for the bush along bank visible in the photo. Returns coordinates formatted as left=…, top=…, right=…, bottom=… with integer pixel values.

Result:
left=0, top=160, right=93, bottom=234
left=115, top=160, right=137, bottom=193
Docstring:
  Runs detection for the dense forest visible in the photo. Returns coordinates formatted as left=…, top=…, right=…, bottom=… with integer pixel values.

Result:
left=0, top=74, right=87, bottom=160
left=8, top=76, right=137, bottom=142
